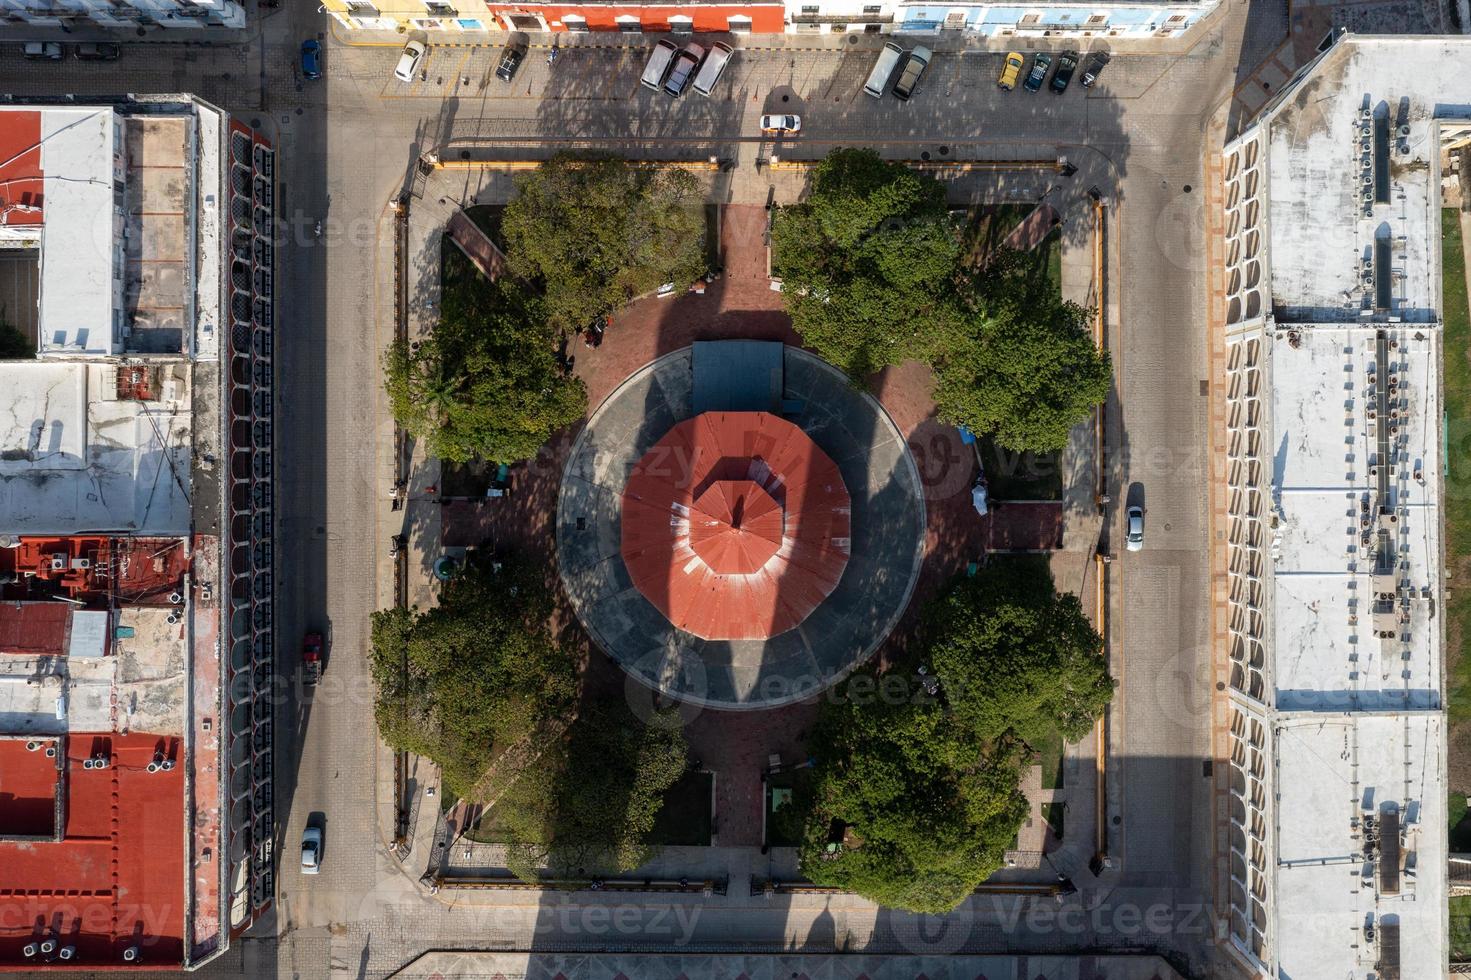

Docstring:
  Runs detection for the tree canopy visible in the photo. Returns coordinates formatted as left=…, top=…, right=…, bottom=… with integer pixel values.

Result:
left=934, top=248, right=1112, bottom=454
left=798, top=689, right=1029, bottom=913
left=770, top=148, right=964, bottom=377
left=497, top=702, right=688, bottom=880
left=771, top=148, right=1110, bottom=453
left=502, top=154, right=707, bottom=328
left=383, top=252, right=586, bottom=464
left=925, top=557, right=1114, bottom=745
left=368, top=556, right=578, bottom=798
left=796, top=561, right=1111, bottom=912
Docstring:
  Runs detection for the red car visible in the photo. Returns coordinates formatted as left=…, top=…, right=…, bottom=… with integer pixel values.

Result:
left=302, top=632, right=324, bottom=685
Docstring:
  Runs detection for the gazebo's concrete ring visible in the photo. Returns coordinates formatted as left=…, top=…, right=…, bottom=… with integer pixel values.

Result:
left=556, top=345, right=926, bottom=711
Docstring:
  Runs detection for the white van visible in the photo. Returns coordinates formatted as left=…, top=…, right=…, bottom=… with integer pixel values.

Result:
left=863, top=41, right=904, bottom=99
left=641, top=39, right=681, bottom=91
left=691, top=41, right=734, bottom=97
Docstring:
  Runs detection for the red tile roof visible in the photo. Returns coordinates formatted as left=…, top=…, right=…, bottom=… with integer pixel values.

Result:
left=0, top=602, right=69, bottom=657
left=621, top=412, right=851, bottom=639
left=0, top=109, right=44, bottom=228
left=0, top=733, right=186, bottom=968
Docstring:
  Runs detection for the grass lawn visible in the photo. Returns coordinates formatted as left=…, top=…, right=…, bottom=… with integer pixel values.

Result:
left=978, top=434, right=1064, bottom=501
left=1453, top=791, right=1471, bottom=852
left=765, top=768, right=813, bottom=848
left=1042, top=802, right=1065, bottom=840
left=1453, top=895, right=1471, bottom=961
left=1443, top=209, right=1471, bottom=725
left=963, top=203, right=1064, bottom=297
left=647, top=770, right=714, bottom=846
left=1030, top=727, right=1066, bottom=791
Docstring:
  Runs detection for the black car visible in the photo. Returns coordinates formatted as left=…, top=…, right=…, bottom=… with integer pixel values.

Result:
left=1022, top=52, right=1051, bottom=93
left=495, top=41, right=527, bottom=82
left=76, top=42, right=120, bottom=62
left=1079, top=51, right=1110, bottom=88
left=1050, top=52, right=1078, bottom=92
left=663, top=43, right=705, bottom=98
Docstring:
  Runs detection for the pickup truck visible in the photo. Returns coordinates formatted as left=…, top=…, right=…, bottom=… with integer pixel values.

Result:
left=302, top=632, right=324, bottom=685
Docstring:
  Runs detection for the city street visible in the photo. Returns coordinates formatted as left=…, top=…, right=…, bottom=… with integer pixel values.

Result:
left=0, top=0, right=1281, bottom=974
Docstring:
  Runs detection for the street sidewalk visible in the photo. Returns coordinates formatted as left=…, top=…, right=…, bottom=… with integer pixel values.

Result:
left=330, top=16, right=1219, bottom=57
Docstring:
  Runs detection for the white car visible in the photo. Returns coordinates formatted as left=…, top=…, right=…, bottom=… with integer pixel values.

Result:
left=1125, top=505, right=1144, bottom=552
left=300, top=826, right=323, bottom=874
left=760, top=114, right=802, bottom=134
left=393, top=39, right=427, bottom=83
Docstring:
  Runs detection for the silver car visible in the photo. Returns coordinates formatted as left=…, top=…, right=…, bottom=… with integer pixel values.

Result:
left=1125, top=506, right=1144, bottom=552
left=300, top=826, right=323, bottom=874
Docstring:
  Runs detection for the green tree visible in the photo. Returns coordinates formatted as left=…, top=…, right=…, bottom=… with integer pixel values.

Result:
left=795, top=562, right=1111, bottom=912
left=497, top=702, right=688, bottom=879
left=501, top=154, right=707, bottom=327
left=936, top=249, right=1111, bottom=454
left=368, top=556, right=578, bottom=797
left=799, top=688, right=1028, bottom=913
left=384, top=253, right=585, bottom=464
left=771, top=148, right=964, bottom=378
left=0, top=321, right=32, bottom=359
left=926, top=560, right=1113, bottom=745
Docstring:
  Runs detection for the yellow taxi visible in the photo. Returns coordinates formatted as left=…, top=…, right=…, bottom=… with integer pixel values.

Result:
left=997, top=51, right=1025, bottom=91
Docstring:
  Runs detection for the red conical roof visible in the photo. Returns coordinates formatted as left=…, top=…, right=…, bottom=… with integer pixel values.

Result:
left=620, top=412, right=851, bottom=640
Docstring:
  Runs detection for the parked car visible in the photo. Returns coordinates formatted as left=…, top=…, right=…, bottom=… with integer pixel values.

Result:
left=300, top=39, right=322, bottom=80
left=691, top=41, right=734, bottom=97
left=891, top=45, right=932, bottom=101
left=75, top=42, right=120, bottom=62
left=1079, top=51, right=1111, bottom=88
left=1126, top=505, right=1145, bottom=551
left=22, top=42, right=63, bottom=61
left=1050, top=51, right=1079, bottom=92
left=759, top=114, right=801, bottom=134
left=862, top=41, right=905, bottom=98
left=300, top=826, right=323, bottom=875
left=640, top=38, right=680, bottom=91
left=1023, top=52, right=1051, bottom=92
left=663, top=42, right=705, bottom=97
left=495, top=38, right=527, bottom=82
left=997, top=51, right=1025, bottom=90
left=301, top=632, right=324, bottom=686
left=393, top=38, right=427, bottom=83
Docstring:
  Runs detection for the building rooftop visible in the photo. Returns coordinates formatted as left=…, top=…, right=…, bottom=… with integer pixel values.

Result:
left=0, top=361, right=193, bottom=535
left=620, top=411, right=852, bottom=641
left=1267, top=325, right=1439, bottom=711
left=1273, top=712, right=1444, bottom=980
left=0, top=731, right=187, bottom=968
left=559, top=344, right=925, bottom=709
left=0, top=106, right=200, bottom=359
left=1264, top=37, right=1462, bottom=324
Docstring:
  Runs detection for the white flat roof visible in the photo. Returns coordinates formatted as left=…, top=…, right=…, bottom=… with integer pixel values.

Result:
left=0, top=361, right=193, bottom=535
left=30, top=106, right=118, bottom=356
left=1263, top=38, right=1468, bottom=324
left=1267, top=326, right=1440, bottom=710
left=0, top=606, right=186, bottom=737
left=1274, top=712, right=1446, bottom=979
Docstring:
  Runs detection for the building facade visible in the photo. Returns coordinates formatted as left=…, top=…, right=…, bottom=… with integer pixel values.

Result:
left=322, top=0, right=1213, bottom=38
left=0, top=95, right=274, bottom=969
left=0, top=0, right=244, bottom=29
left=1214, top=35, right=1461, bottom=980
